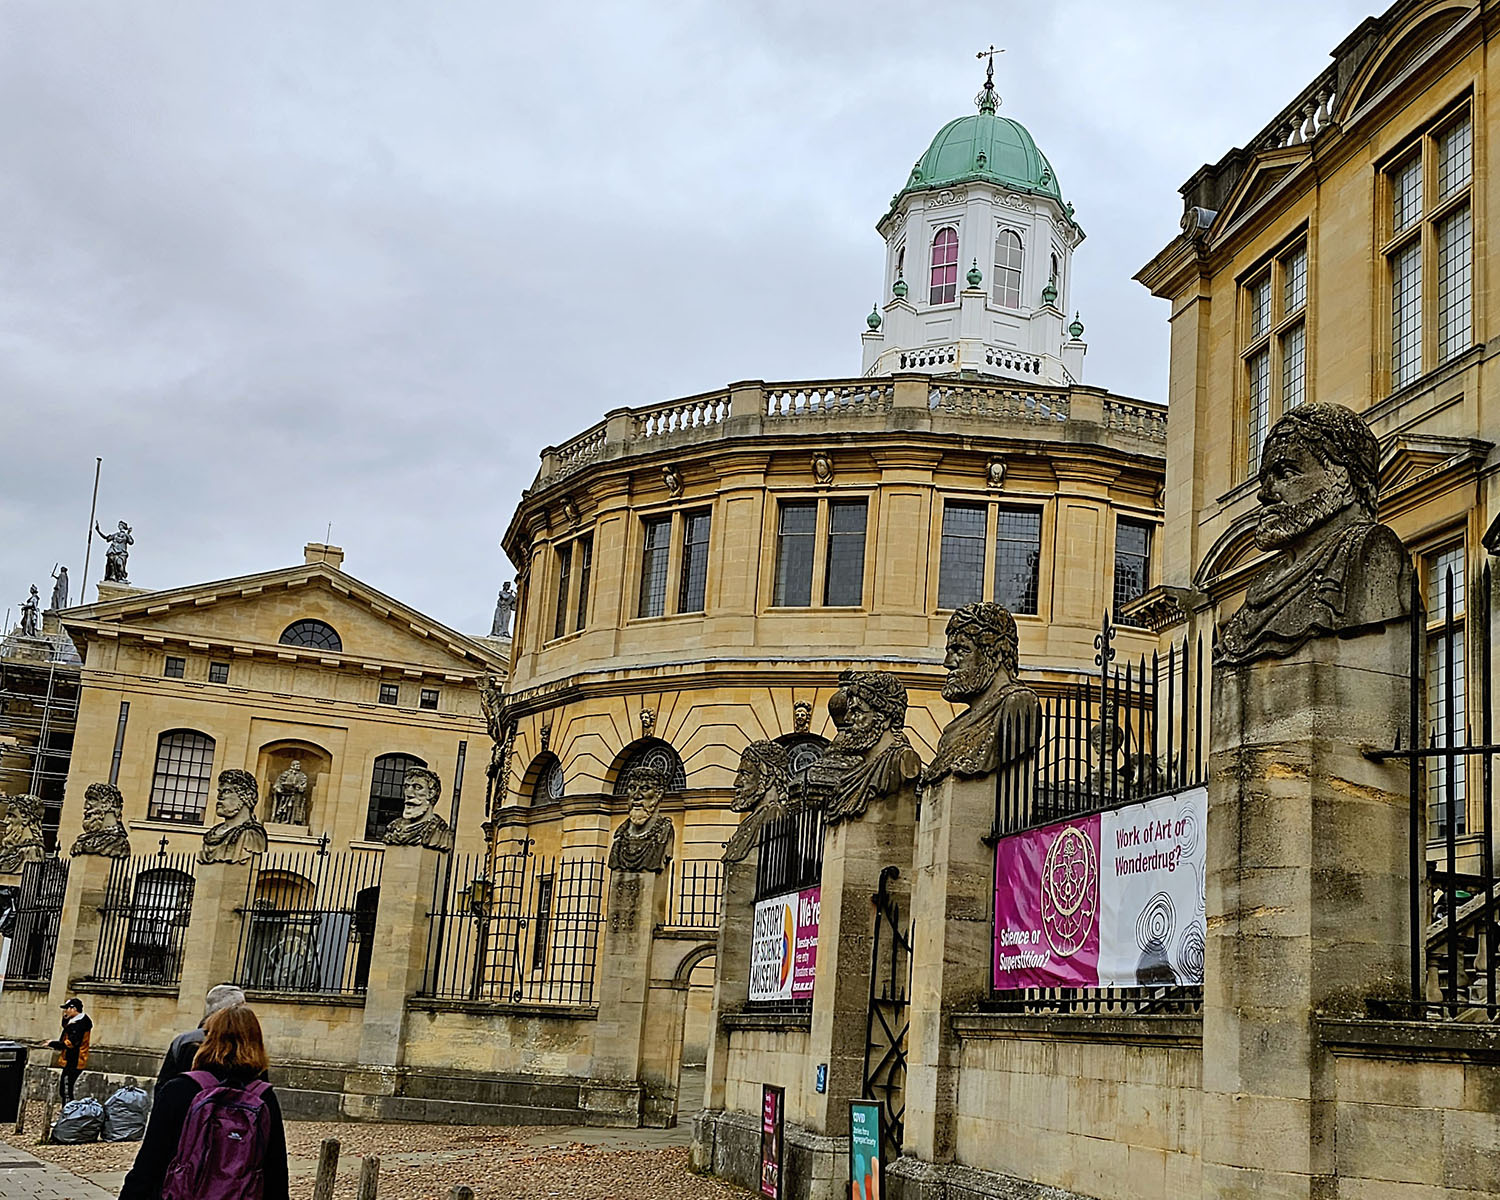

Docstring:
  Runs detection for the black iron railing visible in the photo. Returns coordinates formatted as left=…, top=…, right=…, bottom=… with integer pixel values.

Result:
left=420, top=850, right=605, bottom=1006
left=665, top=858, right=724, bottom=931
left=754, top=805, right=824, bottom=903
left=5, top=857, right=67, bottom=987
left=92, top=852, right=196, bottom=987
left=233, top=849, right=382, bottom=997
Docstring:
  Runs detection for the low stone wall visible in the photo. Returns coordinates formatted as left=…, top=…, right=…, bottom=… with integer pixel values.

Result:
left=403, top=1000, right=598, bottom=1078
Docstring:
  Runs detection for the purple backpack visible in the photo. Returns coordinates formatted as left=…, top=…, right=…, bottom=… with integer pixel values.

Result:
left=161, top=1071, right=272, bottom=1200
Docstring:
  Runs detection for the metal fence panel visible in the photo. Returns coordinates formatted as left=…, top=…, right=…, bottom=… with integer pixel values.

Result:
left=665, top=859, right=723, bottom=931
left=5, top=857, right=67, bottom=987
left=92, top=852, right=197, bottom=987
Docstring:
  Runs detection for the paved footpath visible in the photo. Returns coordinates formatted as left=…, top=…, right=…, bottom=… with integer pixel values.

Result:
left=0, top=1139, right=113, bottom=1200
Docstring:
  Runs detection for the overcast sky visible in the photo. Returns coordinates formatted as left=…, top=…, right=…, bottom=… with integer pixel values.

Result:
left=0, top=0, right=1379, bottom=637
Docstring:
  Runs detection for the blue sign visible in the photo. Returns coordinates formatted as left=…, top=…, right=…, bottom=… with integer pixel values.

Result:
left=815, top=1063, right=827, bottom=1093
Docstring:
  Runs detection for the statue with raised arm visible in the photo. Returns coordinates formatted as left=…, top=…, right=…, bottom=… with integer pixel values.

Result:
left=271, top=760, right=310, bottom=825
left=95, top=520, right=134, bottom=584
left=70, top=783, right=131, bottom=859
left=18, top=587, right=39, bottom=638
left=383, top=766, right=454, bottom=852
left=199, top=770, right=268, bottom=865
left=1217, top=402, right=1410, bottom=666
left=922, top=603, right=1043, bottom=788
left=48, top=566, right=69, bottom=612
left=491, top=582, right=516, bottom=638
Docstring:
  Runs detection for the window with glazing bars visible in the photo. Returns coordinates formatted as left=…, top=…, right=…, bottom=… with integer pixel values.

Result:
left=366, top=753, right=427, bottom=841
left=939, top=503, right=986, bottom=609
left=929, top=227, right=959, bottom=305
left=993, top=230, right=1023, bottom=308
left=419, top=688, right=439, bottom=710
left=638, top=516, right=672, bottom=618
left=1425, top=544, right=1467, bottom=837
left=1385, top=109, right=1473, bottom=391
left=553, top=544, right=572, bottom=640
left=994, top=508, right=1042, bottom=615
left=208, top=662, right=229, bottom=684
left=574, top=536, right=593, bottom=632
left=148, top=731, right=216, bottom=823
left=378, top=682, right=399, bottom=705
left=774, top=502, right=817, bottom=607
left=532, top=875, right=554, bottom=974
left=163, top=656, right=185, bottom=679
left=1113, top=520, right=1152, bottom=613
left=1239, top=239, right=1308, bottom=476
left=678, top=511, right=711, bottom=614
left=824, top=500, right=867, bottom=606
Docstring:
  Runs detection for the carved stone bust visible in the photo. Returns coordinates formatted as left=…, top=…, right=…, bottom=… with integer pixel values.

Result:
left=608, top=766, right=675, bottom=873
left=922, top=603, right=1043, bottom=788
left=803, top=670, right=921, bottom=823
left=271, top=760, right=310, bottom=825
left=199, top=770, right=268, bottom=865
left=723, top=740, right=792, bottom=863
left=1218, top=403, right=1410, bottom=666
left=0, top=794, right=47, bottom=873
left=70, top=783, right=131, bottom=859
left=384, top=767, right=455, bottom=852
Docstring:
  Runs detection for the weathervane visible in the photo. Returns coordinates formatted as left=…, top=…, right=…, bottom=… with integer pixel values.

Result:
left=975, top=44, right=1004, bottom=113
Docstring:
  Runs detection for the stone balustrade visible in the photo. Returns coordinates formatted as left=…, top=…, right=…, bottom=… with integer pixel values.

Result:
left=1257, top=66, right=1338, bottom=150
left=536, top=375, right=1168, bottom=486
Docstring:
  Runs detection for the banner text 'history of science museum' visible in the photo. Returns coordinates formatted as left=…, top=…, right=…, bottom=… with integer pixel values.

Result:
left=993, top=787, right=1207, bottom=990
left=749, top=886, right=820, bottom=1002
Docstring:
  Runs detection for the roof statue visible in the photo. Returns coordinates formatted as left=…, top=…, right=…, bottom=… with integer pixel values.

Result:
left=48, top=565, right=69, bottom=613
left=95, top=520, right=134, bottom=584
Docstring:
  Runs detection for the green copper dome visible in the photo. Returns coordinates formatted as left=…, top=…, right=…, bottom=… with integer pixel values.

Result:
left=905, top=112, right=1062, bottom=203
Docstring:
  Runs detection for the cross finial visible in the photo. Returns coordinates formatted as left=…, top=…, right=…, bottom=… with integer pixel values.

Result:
left=975, top=45, right=1003, bottom=114
left=316, top=832, right=330, bottom=857
left=158, top=835, right=169, bottom=857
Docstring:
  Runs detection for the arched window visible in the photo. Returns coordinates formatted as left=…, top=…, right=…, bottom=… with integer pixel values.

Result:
left=122, top=867, right=195, bottom=985
left=776, top=733, right=829, bottom=778
left=279, top=620, right=342, bottom=652
left=366, top=753, right=427, bottom=842
left=149, top=730, right=216, bottom=823
left=528, top=754, right=565, bottom=806
left=929, top=228, right=959, bottom=305
left=993, top=230, right=1024, bottom=308
left=894, top=242, right=905, bottom=288
left=613, top=739, right=688, bottom=793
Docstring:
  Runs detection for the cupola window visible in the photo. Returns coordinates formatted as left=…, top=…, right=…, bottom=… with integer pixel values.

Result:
left=993, top=230, right=1024, bottom=308
left=929, top=227, right=959, bottom=305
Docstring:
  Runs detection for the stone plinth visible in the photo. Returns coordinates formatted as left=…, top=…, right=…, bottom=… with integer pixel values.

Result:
left=174, top=858, right=255, bottom=1030
left=901, top=773, right=994, bottom=1165
left=700, top=854, right=756, bottom=1120
left=1201, top=621, right=1413, bottom=1199
left=355, top=843, right=442, bottom=1069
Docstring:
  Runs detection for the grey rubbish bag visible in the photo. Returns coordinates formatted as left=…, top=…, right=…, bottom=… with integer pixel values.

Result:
left=50, top=1096, right=104, bottom=1143
left=102, top=1084, right=149, bottom=1141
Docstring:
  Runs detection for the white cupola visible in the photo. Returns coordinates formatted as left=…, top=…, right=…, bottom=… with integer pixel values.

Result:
left=861, top=62, right=1087, bottom=385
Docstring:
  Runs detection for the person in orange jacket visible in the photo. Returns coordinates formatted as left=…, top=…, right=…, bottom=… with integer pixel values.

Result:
left=48, top=997, right=92, bottom=1100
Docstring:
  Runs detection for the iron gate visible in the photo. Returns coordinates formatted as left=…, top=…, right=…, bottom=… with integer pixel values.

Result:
left=862, top=865, right=910, bottom=1160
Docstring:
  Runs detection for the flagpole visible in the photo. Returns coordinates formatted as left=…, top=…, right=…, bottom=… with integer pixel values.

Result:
left=80, top=457, right=102, bottom=601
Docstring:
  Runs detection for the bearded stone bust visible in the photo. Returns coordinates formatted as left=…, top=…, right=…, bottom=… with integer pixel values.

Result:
left=199, top=770, right=268, bottom=865
left=70, top=783, right=132, bottom=859
left=1217, top=403, right=1410, bottom=667
left=723, top=740, right=792, bottom=863
left=803, top=670, right=921, bottom=823
left=922, top=603, right=1043, bottom=788
left=0, top=794, right=47, bottom=873
left=383, top=767, right=454, bottom=852
left=608, top=766, right=675, bottom=873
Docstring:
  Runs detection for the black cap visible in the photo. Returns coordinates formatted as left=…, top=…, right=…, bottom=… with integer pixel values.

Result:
left=60, top=998, right=83, bottom=1011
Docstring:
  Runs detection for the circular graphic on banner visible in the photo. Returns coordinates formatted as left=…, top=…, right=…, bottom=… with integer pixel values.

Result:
left=1039, top=825, right=1098, bottom=958
left=779, top=902, right=796, bottom=990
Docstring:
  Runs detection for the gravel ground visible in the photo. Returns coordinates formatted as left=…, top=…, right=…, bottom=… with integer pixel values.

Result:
left=15, top=1108, right=753, bottom=1200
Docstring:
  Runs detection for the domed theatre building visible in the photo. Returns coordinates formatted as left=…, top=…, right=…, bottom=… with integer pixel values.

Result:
left=493, top=70, right=1169, bottom=1032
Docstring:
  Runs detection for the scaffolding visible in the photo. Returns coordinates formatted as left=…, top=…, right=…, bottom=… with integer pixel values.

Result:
left=0, top=626, right=81, bottom=853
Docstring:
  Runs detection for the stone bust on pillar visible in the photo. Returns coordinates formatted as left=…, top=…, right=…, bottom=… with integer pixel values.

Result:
left=199, top=770, right=269, bottom=865
left=1217, top=402, right=1410, bottom=666
left=802, top=670, right=922, bottom=823
left=608, top=766, right=675, bottom=873
left=723, top=740, right=792, bottom=863
left=70, top=783, right=132, bottom=859
left=383, top=766, right=455, bottom=852
left=0, top=794, right=47, bottom=873
left=922, top=602, right=1043, bottom=787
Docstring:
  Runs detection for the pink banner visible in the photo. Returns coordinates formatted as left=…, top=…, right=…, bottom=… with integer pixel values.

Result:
left=791, top=886, right=820, bottom=998
left=993, top=814, right=1102, bottom=989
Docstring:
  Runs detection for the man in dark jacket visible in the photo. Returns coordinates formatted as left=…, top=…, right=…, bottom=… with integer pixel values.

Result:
left=48, top=998, right=92, bottom=1100
left=158, top=984, right=245, bottom=1083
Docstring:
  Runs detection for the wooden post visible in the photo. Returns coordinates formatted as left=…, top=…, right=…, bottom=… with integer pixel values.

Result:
left=448, top=1187, right=475, bottom=1200
left=312, top=1137, right=340, bottom=1200
left=40, top=1099, right=54, bottom=1144
left=357, top=1155, right=380, bottom=1200
left=12, top=1096, right=25, bottom=1136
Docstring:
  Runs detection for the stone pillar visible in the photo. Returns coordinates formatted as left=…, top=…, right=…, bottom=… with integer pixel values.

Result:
left=173, top=858, right=255, bottom=1031
left=346, top=843, right=442, bottom=1117
left=901, top=774, right=992, bottom=1164
left=701, top=854, right=756, bottom=1115
left=1201, top=625, right=1413, bottom=1199
left=587, top=865, right=671, bottom=1126
left=805, top=788, right=916, bottom=1135
left=47, top=854, right=115, bottom=1010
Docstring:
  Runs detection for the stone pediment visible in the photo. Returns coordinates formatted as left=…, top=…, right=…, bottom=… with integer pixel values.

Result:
left=1210, top=146, right=1306, bottom=236
left=1378, top=434, right=1491, bottom=514
left=62, top=564, right=504, bottom=677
